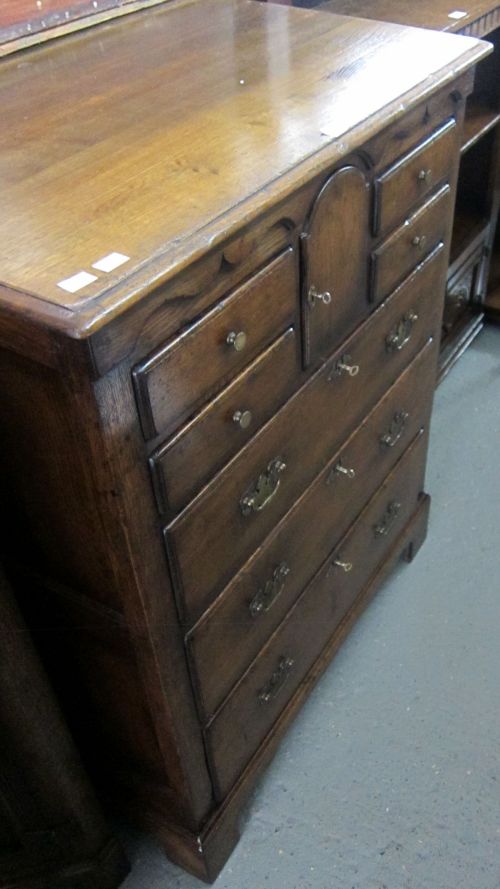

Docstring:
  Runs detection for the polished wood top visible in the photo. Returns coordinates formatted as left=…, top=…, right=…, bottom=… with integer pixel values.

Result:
left=316, top=0, right=500, bottom=36
left=0, top=0, right=489, bottom=336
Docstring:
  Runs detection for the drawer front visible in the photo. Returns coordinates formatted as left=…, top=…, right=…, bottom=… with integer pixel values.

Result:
left=205, top=430, right=428, bottom=800
left=133, top=248, right=297, bottom=440
left=187, top=338, right=438, bottom=721
left=371, top=185, right=452, bottom=305
left=150, top=329, right=298, bottom=515
left=166, top=245, right=445, bottom=625
left=373, top=119, right=457, bottom=237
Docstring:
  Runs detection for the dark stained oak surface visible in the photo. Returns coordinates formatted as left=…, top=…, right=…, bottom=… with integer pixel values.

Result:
left=314, top=0, right=500, bottom=36
left=0, top=0, right=489, bottom=337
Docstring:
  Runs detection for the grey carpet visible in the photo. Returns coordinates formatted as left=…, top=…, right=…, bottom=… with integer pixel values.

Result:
left=119, top=324, right=500, bottom=889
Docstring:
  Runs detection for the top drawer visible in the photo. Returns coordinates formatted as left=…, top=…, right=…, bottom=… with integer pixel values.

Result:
left=373, top=119, right=457, bottom=237
left=132, top=249, right=297, bottom=440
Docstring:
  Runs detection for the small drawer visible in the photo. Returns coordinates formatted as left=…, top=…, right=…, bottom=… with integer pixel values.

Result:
left=373, top=119, right=457, bottom=237
left=205, top=430, right=428, bottom=800
left=187, top=338, right=438, bottom=721
left=165, top=245, right=445, bottom=626
left=150, top=329, right=298, bottom=516
left=371, top=185, right=452, bottom=305
left=132, top=249, right=297, bottom=440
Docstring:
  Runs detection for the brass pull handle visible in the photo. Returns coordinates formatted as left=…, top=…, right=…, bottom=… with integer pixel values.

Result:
left=258, top=656, right=294, bottom=703
left=227, top=330, right=247, bottom=352
left=417, top=168, right=432, bottom=183
left=332, top=558, right=353, bottom=574
left=373, top=500, right=401, bottom=537
left=327, top=460, right=356, bottom=485
left=380, top=411, right=409, bottom=448
left=386, top=311, right=418, bottom=352
left=412, top=234, right=427, bottom=249
left=249, top=562, right=290, bottom=617
left=308, top=285, right=332, bottom=307
left=329, top=354, right=360, bottom=379
left=233, top=409, right=252, bottom=430
left=240, top=457, right=286, bottom=516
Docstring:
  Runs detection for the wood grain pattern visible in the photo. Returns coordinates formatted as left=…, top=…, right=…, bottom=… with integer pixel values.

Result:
left=313, top=0, right=500, bottom=36
left=205, top=428, right=428, bottom=800
left=187, top=338, right=438, bottom=722
left=166, top=246, right=445, bottom=626
left=0, top=0, right=489, bottom=342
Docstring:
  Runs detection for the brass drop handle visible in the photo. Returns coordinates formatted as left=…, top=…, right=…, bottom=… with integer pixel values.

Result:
left=373, top=501, right=401, bottom=538
left=308, top=285, right=332, bottom=307
left=380, top=411, right=409, bottom=448
left=226, top=330, right=247, bottom=352
left=327, top=460, right=356, bottom=485
left=330, top=354, right=360, bottom=379
left=412, top=234, right=427, bottom=249
left=332, top=558, right=353, bottom=573
left=240, top=457, right=286, bottom=516
left=417, top=168, right=432, bottom=183
left=386, top=312, right=418, bottom=353
left=258, top=656, right=295, bottom=704
left=249, top=562, right=290, bottom=617
left=233, top=409, right=252, bottom=430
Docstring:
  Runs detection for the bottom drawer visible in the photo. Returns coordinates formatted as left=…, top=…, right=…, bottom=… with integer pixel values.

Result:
left=205, top=428, right=428, bottom=800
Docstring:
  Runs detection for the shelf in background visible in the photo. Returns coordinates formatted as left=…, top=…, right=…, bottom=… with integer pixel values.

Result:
left=485, top=249, right=500, bottom=319
left=461, top=101, right=500, bottom=154
left=449, top=205, right=489, bottom=269
left=438, top=308, right=484, bottom=383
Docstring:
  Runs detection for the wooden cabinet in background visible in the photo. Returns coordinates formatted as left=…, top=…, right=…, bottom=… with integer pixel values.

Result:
left=0, top=567, right=129, bottom=889
left=0, top=1, right=489, bottom=882
left=288, top=0, right=500, bottom=377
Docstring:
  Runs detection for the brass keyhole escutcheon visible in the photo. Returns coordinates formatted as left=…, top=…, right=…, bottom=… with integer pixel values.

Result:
left=332, top=558, right=353, bottom=573
left=308, top=285, right=332, bottom=307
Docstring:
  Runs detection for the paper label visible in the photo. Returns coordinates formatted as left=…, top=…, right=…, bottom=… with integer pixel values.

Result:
left=448, top=10, right=467, bottom=19
left=57, top=271, right=98, bottom=293
left=92, top=252, right=130, bottom=273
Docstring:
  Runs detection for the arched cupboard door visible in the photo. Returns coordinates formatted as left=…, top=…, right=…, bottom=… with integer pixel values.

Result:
left=301, top=164, right=371, bottom=367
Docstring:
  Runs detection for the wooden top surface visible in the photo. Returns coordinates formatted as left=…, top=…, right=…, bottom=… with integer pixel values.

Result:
left=0, top=0, right=489, bottom=336
left=315, top=0, right=500, bottom=36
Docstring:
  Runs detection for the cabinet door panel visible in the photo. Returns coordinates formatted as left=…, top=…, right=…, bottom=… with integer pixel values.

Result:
left=301, top=165, right=370, bottom=367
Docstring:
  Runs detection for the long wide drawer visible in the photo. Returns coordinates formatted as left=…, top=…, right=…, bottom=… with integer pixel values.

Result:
left=165, top=245, right=445, bottom=625
left=187, top=337, right=438, bottom=721
left=205, top=428, right=429, bottom=801
left=371, top=185, right=452, bottom=304
left=133, top=248, right=297, bottom=441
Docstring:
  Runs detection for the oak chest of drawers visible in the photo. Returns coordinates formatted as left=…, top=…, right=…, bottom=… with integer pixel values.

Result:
left=0, top=0, right=490, bottom=881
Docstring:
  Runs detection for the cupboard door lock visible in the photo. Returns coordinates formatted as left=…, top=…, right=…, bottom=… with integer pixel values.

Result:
left=307, top=285, right=332, bottom=307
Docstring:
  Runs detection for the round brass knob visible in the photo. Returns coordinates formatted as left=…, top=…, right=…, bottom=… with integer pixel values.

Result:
left=417, top=169, right=432, bottom=183
left=233, top=409, right=252, bottom=429
left=227, top=330, right=247, bottom=351
left=412, top=234, right=427, bottom=249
